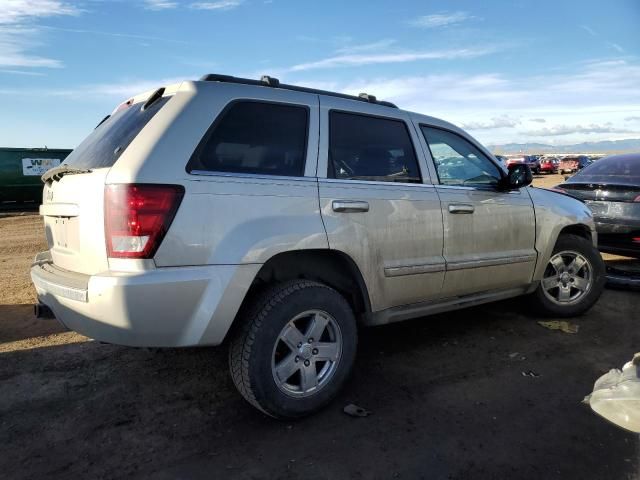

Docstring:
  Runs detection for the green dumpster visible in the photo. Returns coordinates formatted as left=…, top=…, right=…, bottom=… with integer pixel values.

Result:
left=0, top=147, right=72, bottom=205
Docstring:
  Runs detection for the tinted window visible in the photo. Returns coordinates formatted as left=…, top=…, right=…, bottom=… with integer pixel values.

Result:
left=421, top=126, right=501, bottom=186
left=63, top=97, right=170, bottom=169
left=329, top=112, right=421, bottom=183
left=570, top=155, right=640, bottom=185
left=188, top=101, right=308, bottom=177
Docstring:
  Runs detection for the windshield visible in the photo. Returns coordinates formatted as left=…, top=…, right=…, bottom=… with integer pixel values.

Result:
left=569, top=155, right=640, bottom=185
left=63, top=96, right=170, bottom=170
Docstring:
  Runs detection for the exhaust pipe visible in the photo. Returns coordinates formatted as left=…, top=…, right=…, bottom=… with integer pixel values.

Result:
left=34, top=303, right=55, bottom=319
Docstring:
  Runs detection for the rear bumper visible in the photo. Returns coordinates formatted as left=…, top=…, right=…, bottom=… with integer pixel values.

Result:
left=31, top=251, right=260, bottom=347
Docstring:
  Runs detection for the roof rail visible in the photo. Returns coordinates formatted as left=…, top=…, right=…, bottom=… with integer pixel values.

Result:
left=199, top=73, right=398, bottom=108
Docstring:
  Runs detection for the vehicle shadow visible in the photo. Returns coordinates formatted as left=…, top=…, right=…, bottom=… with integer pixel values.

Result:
left=1, top=290, right=638, bottom=479
left=0, top=304, right=67, bottom=343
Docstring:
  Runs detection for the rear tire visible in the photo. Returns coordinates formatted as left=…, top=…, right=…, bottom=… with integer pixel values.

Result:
left=529, top=234, right=605, bottom=317
left=229, top=280, right=357, bottom=419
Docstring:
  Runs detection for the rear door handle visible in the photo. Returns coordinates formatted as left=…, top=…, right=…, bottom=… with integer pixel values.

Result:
left=332, top=200, right=370, bottom=213
left=448, top=204, right=475, bottom=214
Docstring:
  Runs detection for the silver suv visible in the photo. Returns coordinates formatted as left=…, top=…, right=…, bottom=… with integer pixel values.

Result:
left=31, top=74, right=605, bottom=418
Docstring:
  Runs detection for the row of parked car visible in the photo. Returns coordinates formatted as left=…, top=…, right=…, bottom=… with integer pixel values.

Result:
left=495, top=154, right=601, bottom=175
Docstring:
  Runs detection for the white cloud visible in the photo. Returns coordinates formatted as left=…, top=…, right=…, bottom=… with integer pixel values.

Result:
left=190, top=0, right=243, bottom=10
left=0, top=0, right=79, bottom=24
left=286, top=58, right=640, bottom=144
left=0, top=0, right=79, bottom=69
left=409, top=11, right=474, bottom=29
left=608, top=42, right=624, bottom=53
left=462, top=115, right=521, bottom=130
left=580, top=25, right=596, bottom=36
left=42, top=25, right=188, bottom=44
left=144, top=0, right=178, bottom=10
left=289, top=47, right=496, bottom=71
left=522, top=123, right=635, bottom=136
left=0, top=26, right=63, bottom=68
left=625, top=116, right=640, bottom=122
left=0, top=68, right=46, bottom=76
left=336, top=39, right=397, bottom=54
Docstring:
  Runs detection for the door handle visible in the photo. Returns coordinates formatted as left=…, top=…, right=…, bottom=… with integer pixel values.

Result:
left=448, top=204, right=475, bottom=214
left=332, top=200, right=370, bottom=213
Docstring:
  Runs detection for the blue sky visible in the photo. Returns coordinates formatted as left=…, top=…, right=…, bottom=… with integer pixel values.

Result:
left=1, top=0, right=639, bottom=148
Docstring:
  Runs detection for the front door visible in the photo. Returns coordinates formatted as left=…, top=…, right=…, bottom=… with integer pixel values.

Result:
left=419, top=124, right=537, bottom=297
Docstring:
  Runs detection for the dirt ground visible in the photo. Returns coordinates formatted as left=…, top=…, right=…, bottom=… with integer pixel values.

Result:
left=1, top=174, right=639, bottom=479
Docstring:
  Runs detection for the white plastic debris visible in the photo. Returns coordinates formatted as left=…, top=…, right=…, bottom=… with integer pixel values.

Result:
left=585, top=353, right=640, bottom=433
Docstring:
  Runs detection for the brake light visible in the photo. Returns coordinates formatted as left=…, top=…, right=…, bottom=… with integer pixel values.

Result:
left=105, top=184, right=184, bottom=259
left=633, top=237, right=640, bottom=244
left=634, top=195, right=640, bottom=202
left=550, top=187, right=567, bottom=194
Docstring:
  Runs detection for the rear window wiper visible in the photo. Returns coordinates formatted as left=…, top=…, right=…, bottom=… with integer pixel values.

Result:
left=42, top=165, right=92, bottom=183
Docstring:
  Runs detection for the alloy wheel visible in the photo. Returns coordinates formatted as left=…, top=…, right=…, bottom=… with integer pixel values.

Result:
left=271, top=310, right=342, bottom=397
left=541, top=250, right=593, bottom=305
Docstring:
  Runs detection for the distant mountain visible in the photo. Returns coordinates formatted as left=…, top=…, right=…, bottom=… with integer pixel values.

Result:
left=489, top=139, right=640, bottom=155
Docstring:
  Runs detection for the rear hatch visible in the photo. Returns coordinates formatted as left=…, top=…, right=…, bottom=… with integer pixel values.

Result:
left=40, top=91, right=171, bottom=275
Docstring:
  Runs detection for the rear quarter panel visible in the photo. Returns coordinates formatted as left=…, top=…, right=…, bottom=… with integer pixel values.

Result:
left=106, top=81, right=328, bottom=267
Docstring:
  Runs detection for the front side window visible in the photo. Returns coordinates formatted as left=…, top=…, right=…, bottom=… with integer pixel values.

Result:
left=188, top=101, right=308, bottom=177
left=421, top=126, right=501, bottom=187
left=329, top=111, right=421, bottom=183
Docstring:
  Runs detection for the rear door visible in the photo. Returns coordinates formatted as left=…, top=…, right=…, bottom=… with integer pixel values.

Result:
left=418, top=124, right=537, bottom=297
left=40, top=94, right=171, bottom=275
left=317, top=97, right=445, bottom=312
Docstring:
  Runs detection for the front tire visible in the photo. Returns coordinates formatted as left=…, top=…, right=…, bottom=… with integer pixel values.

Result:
left=229, top=280, right=357, bottom=419
left=529, top=234, right=605, bottom=317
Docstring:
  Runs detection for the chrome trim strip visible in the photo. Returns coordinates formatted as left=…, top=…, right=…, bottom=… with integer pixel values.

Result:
left=188, top=170, right=318, bottom=183
left=384, top=263, right=446, bottom=277
left=31, top=270, right=88, bottom=302
left=447, top=254, right=536, bottom=271
left=365, top=286, right=528, bottom=326
left=436, top=184, right=522, bottom=194
left=320, top=178, right=435, bottom=188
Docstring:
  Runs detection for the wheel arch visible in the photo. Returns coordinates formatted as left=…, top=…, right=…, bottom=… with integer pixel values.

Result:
left=229, top=249, right=371, bottom=335
left=558, top=223, right=593, bottom=243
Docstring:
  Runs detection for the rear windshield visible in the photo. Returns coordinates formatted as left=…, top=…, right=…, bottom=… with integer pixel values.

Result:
left=569, top=156, right=640, bottom=185
left=63, top=96, right=170, bottom=170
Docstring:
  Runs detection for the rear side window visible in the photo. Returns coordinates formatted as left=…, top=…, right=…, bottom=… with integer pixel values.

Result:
left=63, top=97, right=170, bottom=170
left=188, top=101, right=308, bottom=177
left=328, top=111, right=421, bottom=183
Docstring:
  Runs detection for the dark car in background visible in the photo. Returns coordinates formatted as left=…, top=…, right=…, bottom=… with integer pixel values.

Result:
left=555, top=153, right=640, bottom=257
left=524, top=155, right=540, bottom=173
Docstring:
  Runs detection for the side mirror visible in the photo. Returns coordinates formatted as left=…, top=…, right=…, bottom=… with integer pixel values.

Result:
left=501, top=164, right=532, bottom=190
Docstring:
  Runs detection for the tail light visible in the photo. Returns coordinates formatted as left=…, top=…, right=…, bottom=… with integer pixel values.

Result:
left=105, top=184, right=184, bottom=259
left=634, top=195, right=640, bottom=202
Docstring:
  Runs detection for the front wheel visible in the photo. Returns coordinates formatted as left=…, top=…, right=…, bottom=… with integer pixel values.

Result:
left=529, top=234, right=605, bottom=317
left=229, top=280, right=357, bottom=419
